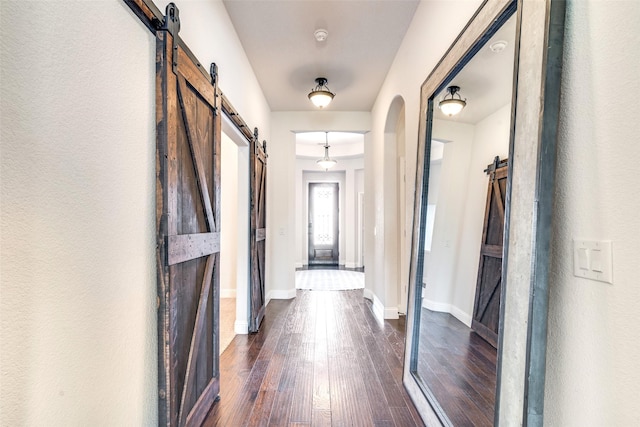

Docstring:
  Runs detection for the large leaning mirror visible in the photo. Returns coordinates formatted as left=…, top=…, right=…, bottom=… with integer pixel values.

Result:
left=403, top=1, right=566, bottom=426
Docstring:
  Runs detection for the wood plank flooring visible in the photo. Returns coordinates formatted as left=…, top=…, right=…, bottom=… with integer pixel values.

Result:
left=415, top=309, right=497, bottom=427
left=203, top=290, right=424, bottom=426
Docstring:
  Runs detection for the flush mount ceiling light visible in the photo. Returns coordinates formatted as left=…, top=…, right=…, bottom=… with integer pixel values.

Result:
left=317, top=132, right=337, bottom=170
left=308, top=77, right=335, bottom=109
left=439, top=85, right=467, bottom=117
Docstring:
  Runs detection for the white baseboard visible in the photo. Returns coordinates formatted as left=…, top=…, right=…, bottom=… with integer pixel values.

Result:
left=234, top=320, right=248, bottom=335
left=266, top=289, right=297, bottom=305
left=423, top=298, right=472, bottom=327
left=450, top=306, right=472, bottom=327
left=362, top=289, right=399, bottom=320
left=423, top=298, right=451, bottom=313
left=295, top=262, right=304, bottom=269
left=384, top=307, right=399, bottom=320
left=371, top=293, right=385, bottom=323
left=221, top=289, right=236, bottom=299
left=345, top=262, right=357, bottom=269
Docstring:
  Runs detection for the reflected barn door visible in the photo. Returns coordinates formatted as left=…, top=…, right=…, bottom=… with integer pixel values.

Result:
left=249, top=130, right=267, bottom=333
left=308, top=183, right=339, bottom=266
left=155, top=5, right=221, bottom=425
left=472, top=157, right=508, bottom=348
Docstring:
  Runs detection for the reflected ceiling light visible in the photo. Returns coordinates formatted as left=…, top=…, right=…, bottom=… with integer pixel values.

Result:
left=308, top=77, right=335, bottom=109
left=439, top=85, right=467, bottom=117
left=317, top=132, right=337, bottom=170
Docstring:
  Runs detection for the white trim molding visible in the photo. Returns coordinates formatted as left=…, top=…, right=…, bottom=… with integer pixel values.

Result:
left=423, top=298, right=473, bottom=327
left=266, top=288, right=297, bottom=305
left=422, top=298, right=451, bottom=313
left=384, top=307, right=399, bottom=320
left=234, top=320, right=248, bottom=335
left=221, top=289, right=237, bottom=299
left=450, top=306, right=472, bottom=327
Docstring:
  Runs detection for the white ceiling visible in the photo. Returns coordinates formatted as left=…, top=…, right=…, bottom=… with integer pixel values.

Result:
left=433, top=15, right=517, bottom=124
left=223, top=1, right=516, bottom=129
left=295, top=131, right=365, bottom=158
left=222, top=0, right=420, bottom=111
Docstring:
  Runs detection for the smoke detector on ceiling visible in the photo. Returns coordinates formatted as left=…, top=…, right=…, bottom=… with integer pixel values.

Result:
left=489, top=40, right=508, bottom=53
left=314, top=29, right=328, bottom=42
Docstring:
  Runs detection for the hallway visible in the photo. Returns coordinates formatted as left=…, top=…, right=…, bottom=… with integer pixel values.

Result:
left=204, top=290, right=423, bottom=426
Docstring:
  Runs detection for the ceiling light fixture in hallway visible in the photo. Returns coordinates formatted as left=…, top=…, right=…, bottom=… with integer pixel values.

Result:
left=308, top=77, right=335, bottom=108
left=439, top=85, right=467, bottom=116
left=317, top=132, right=337, bottom=170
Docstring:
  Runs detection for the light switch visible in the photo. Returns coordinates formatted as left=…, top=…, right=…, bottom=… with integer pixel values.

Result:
left=573, top=240, right=613, bottom=284
left=590, top=249, right=603, bottom=272
left=577, top=247, right=589, bottom=270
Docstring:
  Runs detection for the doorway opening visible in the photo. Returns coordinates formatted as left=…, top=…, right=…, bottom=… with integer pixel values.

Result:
left=220, top=120, right=251, bottom=354
left=308, top=182, right=339, bottom=267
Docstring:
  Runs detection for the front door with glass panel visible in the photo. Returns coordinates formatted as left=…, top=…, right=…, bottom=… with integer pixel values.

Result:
left=308, top=182, right=339, bottom=266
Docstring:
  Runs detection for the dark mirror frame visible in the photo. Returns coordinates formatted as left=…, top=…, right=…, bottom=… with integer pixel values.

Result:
left=403, top=1, right=566, bottom=426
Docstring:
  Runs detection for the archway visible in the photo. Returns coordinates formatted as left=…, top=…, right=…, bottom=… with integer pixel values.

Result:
left=383, top=96, right=407, bottom=316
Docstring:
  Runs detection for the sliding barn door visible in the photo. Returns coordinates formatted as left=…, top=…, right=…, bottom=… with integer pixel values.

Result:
left=156, top=5, right=221, bottom=426
left=472, top=157, right=508, bottom=348
left=249, top=131, right=267, bottom=333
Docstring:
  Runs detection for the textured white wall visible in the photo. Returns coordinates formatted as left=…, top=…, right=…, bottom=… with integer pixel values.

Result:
left=368, top=0, right=483, bottom=312
left=163, top=0, right=270, bottom=138
left=221, top=134, right=239, bottom=294
left=545, top=1, right=640, bottom=425
left=423, top=120, right=475, bottom=308
left=375, top=0, right=640, bottom=424
left=451, top=104, right=511, bottom=323
left=0, top=2, right=157, bottom=425
left=423, top=106, right=511, bottom=325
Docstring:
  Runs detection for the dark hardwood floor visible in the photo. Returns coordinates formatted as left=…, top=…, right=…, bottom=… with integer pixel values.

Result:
left=203, top=289, right=424, bottom=426
left=415, top=309, right=497, bottom=427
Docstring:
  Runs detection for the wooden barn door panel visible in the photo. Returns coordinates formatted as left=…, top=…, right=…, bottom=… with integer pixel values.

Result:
left=472, top=157, right=508, bottom=348
left=249, top=131, right=267, bottom=333
left=156, top=6, right=221, bottom=426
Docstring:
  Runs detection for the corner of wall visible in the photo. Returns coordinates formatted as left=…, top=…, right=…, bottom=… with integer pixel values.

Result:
left=266, top=289, right=297, bottom=306
left=234, top=320, right=249, bottom=335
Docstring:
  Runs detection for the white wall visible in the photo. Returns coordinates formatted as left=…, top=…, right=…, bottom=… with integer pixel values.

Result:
left=0, top=2, right=157, bottom=425
left=295, top=157, right=364, bottom=268
left=220, top=120, right=250, bottom=334
left=423, top=104, right=511, bottom=324
left=545, top=1, right=640, bottom=425
left=450, top=104, right=511, bottom=323
left=368, top=0, right=483, bottom=315
left=0, top=0, right=269, bottom=424
left=423, top=120, right=475, bottom=310
left=373, top=0, right=640, bottom=424
left=269, top=112, right=370, bottom=300
left=165, top=0, right=270, bottom=138
left=221, top=134, right=239, bottom=297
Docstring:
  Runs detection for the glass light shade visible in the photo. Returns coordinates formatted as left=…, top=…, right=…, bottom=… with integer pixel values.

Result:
left=308, top=90, right=334, bottom=108
left=439, top=98, right=466, bottom=116
left=317, top=158, right=337, bottom=170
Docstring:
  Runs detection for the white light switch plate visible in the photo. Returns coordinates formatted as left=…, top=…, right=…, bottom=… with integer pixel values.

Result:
left=573, top=240, right=613, bottom=284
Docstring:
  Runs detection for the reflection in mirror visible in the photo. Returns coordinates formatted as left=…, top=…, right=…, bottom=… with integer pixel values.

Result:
left=414, top=13, right=516, bottom=427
